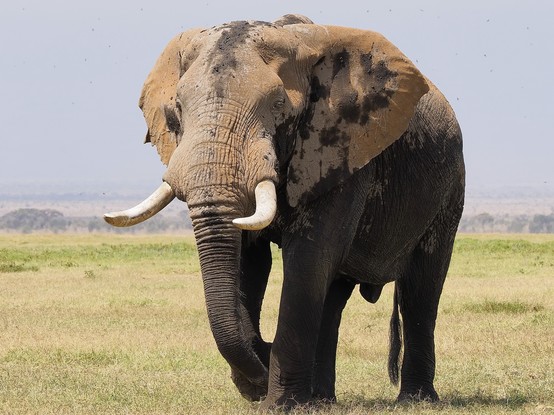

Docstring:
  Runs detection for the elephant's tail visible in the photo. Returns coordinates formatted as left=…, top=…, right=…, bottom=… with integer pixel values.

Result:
left=388, top=283, right=402, bottom=385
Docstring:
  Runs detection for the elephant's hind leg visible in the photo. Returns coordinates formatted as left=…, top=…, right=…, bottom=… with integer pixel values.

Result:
left=396, top=206, right=460, bottom=402
left=312, top=277, right=355, bottom=402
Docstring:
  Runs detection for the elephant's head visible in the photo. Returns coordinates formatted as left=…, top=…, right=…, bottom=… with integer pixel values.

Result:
left=105, top=15, right=428, bottom=392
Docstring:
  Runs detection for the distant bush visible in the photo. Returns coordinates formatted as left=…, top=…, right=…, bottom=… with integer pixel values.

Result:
left=529, top=214, right=554, bottom=233
left=2, top=208, right=553, bottom=234
left=0, top=208, right=192, bottom=234
left=459, top=212, right=554, bottom=233
left=0, top=208, right=68, bottom=233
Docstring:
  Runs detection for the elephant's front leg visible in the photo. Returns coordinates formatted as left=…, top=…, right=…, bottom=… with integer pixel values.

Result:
left=261, top=239, right=338, bottom=410
left=231, top=236, right=272, bottom=401
left=259, top=172, right=368, bottom=410
left=312, top=277, right=355, bottom=402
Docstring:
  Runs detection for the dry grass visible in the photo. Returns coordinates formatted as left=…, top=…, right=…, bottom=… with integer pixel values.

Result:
left=0, top=233, right=553, bottom=414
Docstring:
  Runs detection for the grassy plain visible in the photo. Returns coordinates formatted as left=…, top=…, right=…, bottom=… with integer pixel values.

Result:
left=0, top=233, right=553, bottom=414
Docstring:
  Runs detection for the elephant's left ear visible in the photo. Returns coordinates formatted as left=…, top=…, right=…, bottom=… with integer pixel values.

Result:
left=285, top=25, right=429, bottom=206
left=139, top=29, right=203, bottom=165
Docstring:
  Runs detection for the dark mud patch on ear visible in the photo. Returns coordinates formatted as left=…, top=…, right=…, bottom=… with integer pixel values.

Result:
left=303, top=146, right=350, bottom=204
left=319, top=125, right=350, bottom=147
left=359, top=111, right=370, bottom=126
left=330, top=50, right=398, bottom=127
left=275, top=115, right=299, bottom=171
left=298, top=102, right=316, bottom=141
left=373, top=60, right=397, bottom=83
left=332, top=50, right=350, bottom=79
left=289, top=160, right=350, bottom=204
left=337, top=91, right=360, bottom=123
left=360, top=52, right=374, bottom=75
left=355, top=56, right=399, bottom=125
left=309, top=76, right=329, bottom=103
left=360, top=53, right=397, bottom=87
left=364, top=60, right=398, bottom=111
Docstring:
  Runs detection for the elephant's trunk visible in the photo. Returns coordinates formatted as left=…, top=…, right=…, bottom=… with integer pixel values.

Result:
left=191, top=211, right=269, bottom=388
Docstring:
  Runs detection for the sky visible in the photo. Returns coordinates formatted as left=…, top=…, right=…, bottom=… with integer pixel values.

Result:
left=0, top=0, right=553, bottom=195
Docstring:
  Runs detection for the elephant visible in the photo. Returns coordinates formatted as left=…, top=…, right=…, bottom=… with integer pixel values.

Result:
left=104, top=14, right=465, bottom=410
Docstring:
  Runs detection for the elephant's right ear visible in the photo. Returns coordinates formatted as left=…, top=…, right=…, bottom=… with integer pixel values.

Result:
left=139, top=29, right=203, bottom=165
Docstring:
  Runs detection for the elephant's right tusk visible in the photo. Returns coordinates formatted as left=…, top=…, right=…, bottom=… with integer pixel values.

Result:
left=233, top=180, right=277, bottom=231
left=104, top=182, right=175, bottom=227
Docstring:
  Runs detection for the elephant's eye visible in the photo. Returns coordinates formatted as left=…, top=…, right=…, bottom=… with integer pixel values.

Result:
left=272, top=97, right=285, bottom=112
left=164, top=103, right=181, bottom=134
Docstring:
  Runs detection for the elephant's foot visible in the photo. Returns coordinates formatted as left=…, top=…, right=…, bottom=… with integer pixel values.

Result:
left=260, top=380, right=337, bottom=411
left=397, top=386, right=439, bottom=403
left=260, top=396, right=336, bottom=412
left=311, top=387, right=337, bottom=404
left=259, top=398, right=313, bottom=412
left=230, top=369, right=267, bottom=402
left=312, top=393, right=336, bottom=405
left=259, top=391, right=314, bottom=412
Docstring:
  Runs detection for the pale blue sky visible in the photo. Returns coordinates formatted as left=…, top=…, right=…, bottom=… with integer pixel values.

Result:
left=1, top=1, right=552, bottom=194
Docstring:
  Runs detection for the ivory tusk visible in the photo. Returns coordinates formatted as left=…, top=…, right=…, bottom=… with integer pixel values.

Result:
left=104, top=182, right=175, bottom=227
left=233, top=180, right=277, bottom=231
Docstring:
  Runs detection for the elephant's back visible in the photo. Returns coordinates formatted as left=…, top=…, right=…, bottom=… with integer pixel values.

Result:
left=406, top=81, right=463, bottom=152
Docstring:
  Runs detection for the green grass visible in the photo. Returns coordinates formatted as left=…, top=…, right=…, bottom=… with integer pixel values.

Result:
left=0, top=233, right=553, bottom=414
left=461, top=300, right=544, bottom=314
left=0, top=234, right=200, bottom=273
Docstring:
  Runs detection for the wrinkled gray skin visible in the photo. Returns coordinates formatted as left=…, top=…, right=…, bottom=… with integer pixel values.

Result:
left=109, top=15, right=464, bottom=410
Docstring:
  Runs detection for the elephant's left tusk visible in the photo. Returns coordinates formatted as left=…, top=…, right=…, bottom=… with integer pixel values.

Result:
left=233, top=180, right=277, bottom=231
left=104, top=182, right=175, bottom=227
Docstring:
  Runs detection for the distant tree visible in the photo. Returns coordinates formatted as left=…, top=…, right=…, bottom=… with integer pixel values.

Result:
left=474, top=212, right=495, bottom=232
left=507, top=215, right=529, bottom=233
left=0, top=208, right=68, bottom=232
left=87, top=218, right=103, bottom=232
left=529, top=214, right=554, bottom=233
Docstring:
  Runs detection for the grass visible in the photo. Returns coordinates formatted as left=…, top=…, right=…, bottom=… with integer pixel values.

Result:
left=0, top=233, right=553, bottom=414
